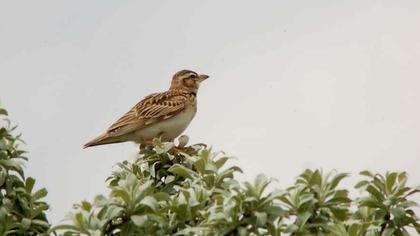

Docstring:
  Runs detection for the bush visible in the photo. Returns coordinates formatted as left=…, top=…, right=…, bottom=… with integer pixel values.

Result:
left=0, top=108, right=50, bottom=235
left=53, top=139, right=420, bottom=236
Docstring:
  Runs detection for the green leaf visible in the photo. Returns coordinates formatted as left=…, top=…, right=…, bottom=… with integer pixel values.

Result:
left=140, top=196, right=159, bottom=212
left=112, top=188, right=131, bottom=204
left=106, top=205, right=123, bottom=219
left=22, top=218, right=31, bottom=230
left=330, top=173, right=349, bottom=189
left=0, top=159, right=24, bottom=178
left=355, top=180, right=369, bottom=189
left=348, top=223, right=362, bottom=236
left=398, top=172, right=407, bottom=182
left=175, top=227, right=212, bottom=236
left=33, top=188, right=48, bottom=201
left=0, top=167, right=6, bottom=186
left=155, top=141, right=174, bottom=154
left=255, top=212, right=267, bottom=227
left=164, top=175, right=175, bottom=184
left=391, top=207, right=405, bottom=219
left=0, top=108, right=8, bottom=116
left=382, top=227, right=395, bottom=236
left=330, top=207, right=349, bottom=221
left=309, top=170, right=322, bottom=186
left=404, top=188, right=420, bottom=197
left=217, top=166, right=243, bottom=183
left=49, top=224, right=81, bottom=233
left=168, top=164, right=196, bottom=179
left=193, top=158, right=205, bottom=174
left=296, top=211, right=311, bottom=228
left=208, top=212, right=227, bottom=222
left=80, top=201, right=92, bottom=211
left=31, top=219, right=50, bottom=229
left=254, top=174, right=271, bottom=197
left=266, top=205, right=285, bottom=216
left=326, top=223, right=347, bottom=236
left=25, top=177, right=35, bottom=193
left=147, top=214, right=168, bottom=227
left=215, top=157, right=230, bottom=169
left=360, top=170, right=374, bottom=177
left=73, top=212, right=85, bottom=228
left=400, top=200, right=419, bottom=208
left=284, top=224, right=299, bottom=233
left=366, top=185, right=385, bottom=202
left=93, top=195, right=108, bottom=206
left=131, top=215, right=148, bottom=226
left=359, top=197, right=382, bottom=208
left=386, top=172, right=397, bottom=193
left=153, top=192, right=170, bottom=202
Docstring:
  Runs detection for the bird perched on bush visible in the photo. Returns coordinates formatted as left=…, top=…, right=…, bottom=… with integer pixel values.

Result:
left=84, top=69, right=209, bottom=148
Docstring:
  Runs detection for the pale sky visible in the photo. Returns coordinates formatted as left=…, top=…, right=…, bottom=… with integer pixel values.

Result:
left=1, top=0, right=420, bottom=224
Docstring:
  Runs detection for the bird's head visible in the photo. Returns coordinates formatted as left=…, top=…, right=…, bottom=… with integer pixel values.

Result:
left=170, top=69, right=209, bottom=93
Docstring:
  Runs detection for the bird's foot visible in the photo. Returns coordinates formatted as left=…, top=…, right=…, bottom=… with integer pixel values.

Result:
left=169, top=146, right=188, bottom=155
left=139, top=140, right=154, bottom=150
left=139, top=135, right=191, bottom=153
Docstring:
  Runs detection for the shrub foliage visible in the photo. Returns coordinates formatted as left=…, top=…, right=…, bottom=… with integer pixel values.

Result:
left=0, top=108, right=50, bottom=235
left=53, top=139, right=420, bottom=236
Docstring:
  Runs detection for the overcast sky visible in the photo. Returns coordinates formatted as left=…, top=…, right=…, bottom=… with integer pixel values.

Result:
left=1, top=0, right=420, bottom=224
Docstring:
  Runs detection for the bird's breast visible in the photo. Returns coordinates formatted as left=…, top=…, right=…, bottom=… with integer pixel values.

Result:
left=166, top=104, right=196, bottom=129
left=133, top=104, right=196, bottom=142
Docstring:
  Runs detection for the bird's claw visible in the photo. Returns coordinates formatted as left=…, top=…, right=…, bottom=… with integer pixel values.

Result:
left=139, top=135, right=190, bottom=154
left=169, top=146, right=189, bottom=155
left=139, top=140, right=154, bottom=150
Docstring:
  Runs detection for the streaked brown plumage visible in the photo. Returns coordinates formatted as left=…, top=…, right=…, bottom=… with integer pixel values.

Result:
left=84, top=70, right=209, bottom=148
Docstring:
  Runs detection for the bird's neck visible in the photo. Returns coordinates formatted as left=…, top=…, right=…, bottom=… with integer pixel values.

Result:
left=169, top=87, right=197, bottom=96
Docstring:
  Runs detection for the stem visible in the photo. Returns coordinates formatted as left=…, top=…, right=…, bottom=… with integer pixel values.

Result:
left=379, top=213, right=390, bottom=236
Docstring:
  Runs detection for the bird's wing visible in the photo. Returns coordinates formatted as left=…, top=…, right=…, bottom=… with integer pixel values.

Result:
left=106, top=90, right=191, bottom=137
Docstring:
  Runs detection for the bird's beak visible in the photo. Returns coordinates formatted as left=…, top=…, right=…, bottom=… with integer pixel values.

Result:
left=198, top=74, right=209, bottom=82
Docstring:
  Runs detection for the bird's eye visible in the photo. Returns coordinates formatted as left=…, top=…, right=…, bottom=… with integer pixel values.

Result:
left=190, top=74, right=196, bottom=79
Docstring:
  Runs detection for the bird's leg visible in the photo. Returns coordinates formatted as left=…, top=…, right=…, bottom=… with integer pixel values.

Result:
left=169, top=146, right=185, bottom=155
left=139, top=140, right=154, bottom=150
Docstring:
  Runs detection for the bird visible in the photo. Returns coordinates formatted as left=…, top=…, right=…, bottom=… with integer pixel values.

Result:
left=83, top=69, right=209, bottom=149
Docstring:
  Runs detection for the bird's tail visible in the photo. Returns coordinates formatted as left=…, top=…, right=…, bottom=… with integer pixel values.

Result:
left=83, top=133, right=121, bottom=148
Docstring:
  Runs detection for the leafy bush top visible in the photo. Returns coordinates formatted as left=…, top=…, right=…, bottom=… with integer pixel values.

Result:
left=53, top=139, right=420, bottom=236
left=0, top=108, right=50, bottom=235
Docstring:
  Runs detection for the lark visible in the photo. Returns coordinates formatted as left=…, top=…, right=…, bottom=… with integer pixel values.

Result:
left=84, top=70, right=209, bottom=148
